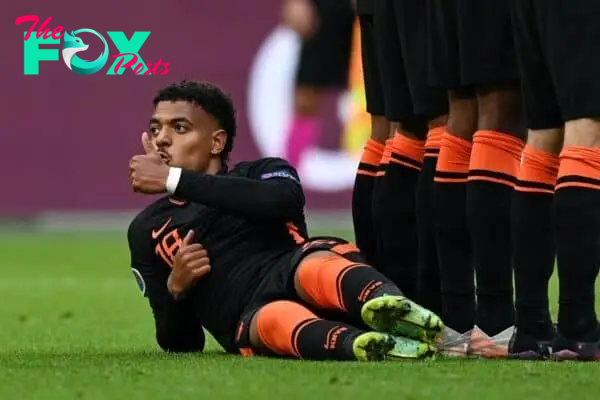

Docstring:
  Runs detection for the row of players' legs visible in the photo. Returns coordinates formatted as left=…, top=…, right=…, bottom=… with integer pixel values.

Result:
left=355, top=82, right=600, bottom=359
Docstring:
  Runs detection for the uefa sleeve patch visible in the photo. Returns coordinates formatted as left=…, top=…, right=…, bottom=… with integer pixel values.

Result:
left=260, top=170, right=299, bottom=183
left=132, top=268, right=147, bottom=297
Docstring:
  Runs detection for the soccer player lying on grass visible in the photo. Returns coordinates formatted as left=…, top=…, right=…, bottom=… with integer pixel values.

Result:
left=127, top=80, right=444, bottom=361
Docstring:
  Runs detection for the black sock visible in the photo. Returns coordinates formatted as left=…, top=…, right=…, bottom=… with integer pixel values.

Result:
left=554, top=147, right=600, bottom=340
left=467, top=131, right=523, bottom=336
left=353, top=138, right=385, bottom=265
left=371, top=139, right=392, bottom=270
left=415, top=128, right=443, bottom=315
left=434, top=132, right=475, bottom=333
left=295, top=319, right=366, bottom=360
left=339, top=265, right=404, bottom=318
left=373, top=133, right=424, bottom=298
left=512, top=146, right=558, bottom=338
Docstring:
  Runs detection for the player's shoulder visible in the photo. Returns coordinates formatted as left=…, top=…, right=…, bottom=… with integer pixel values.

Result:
left=230, top=157, right=299, bottom=181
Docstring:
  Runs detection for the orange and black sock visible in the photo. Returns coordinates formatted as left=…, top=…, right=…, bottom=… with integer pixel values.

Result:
left=352, top=138, right=385, bottom=265
left=254, top=301, right=365, bottom=360
left=512, top=146, right=558, bottom=338
left=371, top=139, right=392, bottom=267
left=415, top=126, right=444, bottom=314
left=296, top=252, right=404, bottom=319
left=372, top=133, right=424, bottom=298
left=433, top=132, right=474, bottom=333
left=554, top=146, right=600, bottom=340
left=468, top=130, right=524, bottom=335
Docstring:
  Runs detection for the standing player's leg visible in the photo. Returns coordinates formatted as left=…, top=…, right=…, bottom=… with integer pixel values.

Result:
left=508, top=0, right=560, bottom=359
left=353, top=11, right=389, bottom=266
left=544, top=0, right=600, bottom=361
left=428, top=0, right=477, bottom=349
left=284, top=0, right=355, bottom=167
left=294, top=249, right=444, bottom=344
left=457, top=0, right=525, bottom=355
left=371, top=0, right=422, bottom=297
left=391, top=0, right=450, bottom=316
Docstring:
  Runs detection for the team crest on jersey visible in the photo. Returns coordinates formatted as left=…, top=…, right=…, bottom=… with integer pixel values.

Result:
left=260, top=170, right=298, bottom=183
left=132, top=268, right=146, bottom=296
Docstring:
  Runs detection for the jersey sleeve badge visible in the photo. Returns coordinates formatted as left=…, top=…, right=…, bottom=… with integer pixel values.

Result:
left=131, top=268, right=147, bottom=296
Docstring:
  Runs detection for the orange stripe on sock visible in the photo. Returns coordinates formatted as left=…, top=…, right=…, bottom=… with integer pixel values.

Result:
left=376, top=139, right=394, bottom=177
left=556, top=146, right=600, bottom=191
left=468, top=130, right=524, bottom=187
left=389, top=132, right=425, bottom=170
left=361, top=138, right=385, bottom=166
left=434, top=132, right=472, bottom=183
left=425, top=126, right=445, bottom=156
left=515, top=146, right=559, bottom=194
left=357, top=169, right=378, bottom=177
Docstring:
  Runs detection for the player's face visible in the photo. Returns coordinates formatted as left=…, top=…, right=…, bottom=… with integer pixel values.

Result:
left=149, top=101, right=225, bottom=173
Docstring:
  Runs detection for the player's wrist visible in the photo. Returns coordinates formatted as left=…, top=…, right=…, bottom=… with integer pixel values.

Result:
left=166, top=167, right=182, bottom=194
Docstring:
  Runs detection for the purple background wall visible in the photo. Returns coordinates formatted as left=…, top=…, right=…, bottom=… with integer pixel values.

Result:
left=1, top=0, right=353, bottom=214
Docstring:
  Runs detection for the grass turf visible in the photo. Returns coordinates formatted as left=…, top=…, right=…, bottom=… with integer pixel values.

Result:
left=1, top=231, right=600, bottom=399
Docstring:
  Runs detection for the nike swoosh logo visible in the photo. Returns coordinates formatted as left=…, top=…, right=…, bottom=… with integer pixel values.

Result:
left=151, top=218, right=172, bottom=239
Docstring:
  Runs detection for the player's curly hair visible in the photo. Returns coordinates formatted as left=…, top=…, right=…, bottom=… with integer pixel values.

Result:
left=153, top=80, right=237, bottom=161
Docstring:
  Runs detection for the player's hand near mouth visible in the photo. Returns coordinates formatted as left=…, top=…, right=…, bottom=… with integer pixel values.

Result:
left=129, top=132, right=170, bottom=194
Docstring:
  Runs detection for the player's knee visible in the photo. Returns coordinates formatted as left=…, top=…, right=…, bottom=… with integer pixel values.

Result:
left=564, top=118, right=600, bottom=148
left=448, top=89, right=477, bottom=139
left=249, top=301, right=317, bottom=354
left=527, top=129, right=564, bottom=154
left=476, top=82, right=526, bottom=139
left=371, top=115, right=390, bottom=143
left=399, top=115, right=428, bottom=141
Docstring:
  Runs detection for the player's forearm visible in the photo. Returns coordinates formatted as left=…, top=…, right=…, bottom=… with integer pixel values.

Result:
left=167, top=168, right=303, bottom=219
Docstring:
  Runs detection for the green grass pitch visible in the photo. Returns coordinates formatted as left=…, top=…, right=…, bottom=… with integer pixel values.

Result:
left=1, top=230, right=600, bottom=399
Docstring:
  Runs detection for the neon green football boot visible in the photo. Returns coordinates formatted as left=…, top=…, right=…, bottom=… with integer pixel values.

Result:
left=360, top=295, right=444, bottom=344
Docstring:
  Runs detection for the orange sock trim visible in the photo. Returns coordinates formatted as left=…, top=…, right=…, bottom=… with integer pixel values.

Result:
left=468, top=130, right=524, bottom=187
left=357, top=138, right=385, bottom=177
left=556, top=146, right=600, bottom=191
left=255, top=301, right=319, bottom=358
left=434, top=132, right=472, bottom=183
left=389, top=132, right=425, bottom=171
left=515, top=146, right=559, bottom=194
left=296, top=253, right=363, bottom=312
left=376, top=139, right=394, bottom=177
left=425, top=126, right=445, bottom=158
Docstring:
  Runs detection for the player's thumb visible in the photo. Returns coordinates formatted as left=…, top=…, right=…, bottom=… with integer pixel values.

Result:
left=183, top=229, right=195, bottom=245
left=141, top=131, right=155, bottom=154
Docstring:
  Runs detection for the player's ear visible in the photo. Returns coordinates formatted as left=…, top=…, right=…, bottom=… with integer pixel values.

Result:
left=210, top=129, right=227, bottom=156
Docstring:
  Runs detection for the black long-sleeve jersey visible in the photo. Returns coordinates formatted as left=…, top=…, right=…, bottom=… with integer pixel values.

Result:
left=127, top=158, right=309, bottom=353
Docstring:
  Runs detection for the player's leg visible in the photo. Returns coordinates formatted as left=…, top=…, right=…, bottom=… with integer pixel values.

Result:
left=415, top=123, right=445, bottom=314
left=507, top=0, right=561, bottom=360
left=457, top=0, right=525, bottom=356
left=352, top=12, right=389, bottom=266
left=394, top=0, right=450, bottom=316
left=428, top=0, right=477, bottom=350
left=240, top=300, right=433, bottom=361
left=546, top=0, right=600, bottom=361
left=372, top=0, right=421, bottom=297
left=293, top=249, right=444, bottom=344
left=285, top=0, right=355, bottom=167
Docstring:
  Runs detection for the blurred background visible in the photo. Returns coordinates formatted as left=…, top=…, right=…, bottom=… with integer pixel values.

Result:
left=1, top=0, right=368, bottom=233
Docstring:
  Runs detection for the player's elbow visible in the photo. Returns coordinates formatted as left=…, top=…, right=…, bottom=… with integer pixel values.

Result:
left=156, top=331, right=205, bottom=353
